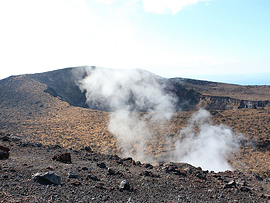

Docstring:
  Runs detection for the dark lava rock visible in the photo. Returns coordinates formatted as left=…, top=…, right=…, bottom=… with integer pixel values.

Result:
left=239, top=186, right=251, bottom=192
left=97, top=162, right=106, bottom=168
left=86, top=174, right=100, bottom=181
left=108, top=168, right=116, bottom=175
left=142, top=163, right=153, bottom=169
left=142, top=171, right=152, bottom=177
left=81, top=167, right=88, bottom=171
left=0, top=145, right=10, bottom=159
left=119, top=180, right=130, bottom=190
left=95, top=182, right=105, bottom=189
left=68, top=172, right=79, bottom=179
left=52, top=152, right=71, bottom=163
left=1, top=130, right=270, bottom=202
left=2, top=136, right=10, bottom=141
left=122, top=157, right=136, bottom=165
left=71, top=179, right=81, bottom=186
left=224, top=180, right=237, bottom=189
left=33, top=172, right=61, bottom=185
left=84, top=146, right=92, bottom=152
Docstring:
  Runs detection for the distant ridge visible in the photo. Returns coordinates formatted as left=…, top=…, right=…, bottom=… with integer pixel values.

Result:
left=1, top=66, right=269, bottom=111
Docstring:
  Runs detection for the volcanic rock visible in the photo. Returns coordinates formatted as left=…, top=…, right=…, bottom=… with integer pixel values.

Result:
left=33, top=172, right=61, bottom=185
left=224, top=180, right=237, bottom=189
left=97, top=162, right=106, bottom=168
left=71, top=179, right=81, bottom=186
left=68, top=172, right=79, bottom=179
left=86, top=174, right=100, bottom=181
left=119, top=180, right=130, bottom=190
left=81, top=166, right=88, bottom=171
left=52, top=152, right=71, bottom=163
left=108, top=168, right=116, bottom=175
left=84, top=146, right=92, bottom=152
left=239, top=186, right=251, bottom=192
left=1, top=130, right=270, bottom=202
left=0, top=145, right=10, bottom=159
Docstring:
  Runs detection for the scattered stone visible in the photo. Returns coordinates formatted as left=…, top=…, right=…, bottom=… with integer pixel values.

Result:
left=142, top=171, right=151, bottom=177
left=9, top=168, right=16, bottom=173
left=46, top=166, right=54, bottom=170
left=0, top=145, right=10, bottom=159
left=196, top=171, right=206, bottom=180
left=0, top=151, right=9, bottom=160
left=2, top=135, right=10, bottom=141
left=97, top=162, right=106, bottom=168
left=122, top=157, right=133, bottom=162
left=102, top=196, right=108, bottom=201
left=224, top=180, right=237, bottom=189
left=2, top=173, right=9, bottom=179
left=119, top=180, right=130, bottom=190
left=68, top=172, right=79, bottom=179
left=33, top=172, right=61, bottom=185
left=109, top=154, right=120, bottom=161
left=0, top=145, right=10, bottom=153
left=142, top=163, right=153, bottom=169
left=239, top=186, right=251, bottom=192
left=108, top=168, right=116, bottom=175
left=71, top=179, right=81, bottom=186
left=260, top=194, right=270, bottom=199
left=141, top=170, right=160, bottom=178
left=122, top=157, right=137, bottom=165
left=127, top=197, right=134, bottom=203
left=166, top=165, right=177, bottom=172
left=117, top=159, right=123, bottom=164
left=18, top=142, right=29, bottom=147
left=87, top=174, right=100, bottom=181
left=175, top=169, right=187, bottom=176
left=34, top=143, right=42, bottom=147
left=135, top=161, right=141, bottom=166
left=11, top=136, right=21, bottom=142
left=236, top=179, right=248, bottom=187
left=95, top=182, right=105, bottom=189
left=52, top=145, right=61, bottom=149
left=84, top=146, right=92, bottom=152
left=52, top=152, right=71, bottom=163
left=81, top=167, right=88, bottom=171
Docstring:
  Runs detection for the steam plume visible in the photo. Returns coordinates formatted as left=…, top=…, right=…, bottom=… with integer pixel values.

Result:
left=76, top=66, right=240, bottom=171
left=173, top=109, right=239, bottom=172
left=77, top=67, right=174, bottom=162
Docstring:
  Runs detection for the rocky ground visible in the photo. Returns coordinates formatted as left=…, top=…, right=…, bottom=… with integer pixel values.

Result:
left=1, top=133, right=270, bottom=203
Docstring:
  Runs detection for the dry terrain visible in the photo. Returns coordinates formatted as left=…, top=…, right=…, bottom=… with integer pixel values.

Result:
left=0, top=67, right=270, bottom=201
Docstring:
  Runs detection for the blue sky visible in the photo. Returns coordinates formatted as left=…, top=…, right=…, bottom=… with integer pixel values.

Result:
left=0, top=0, right=269, bottom=85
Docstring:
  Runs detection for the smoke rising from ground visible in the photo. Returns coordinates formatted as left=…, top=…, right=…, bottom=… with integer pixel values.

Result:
left=77, top=67, right=175, bottom=162
left=173, top=109, right=239, bottom=172
left=76, top=67, right=240, bottom=171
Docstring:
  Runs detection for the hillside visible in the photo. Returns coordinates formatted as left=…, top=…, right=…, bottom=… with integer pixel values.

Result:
left=27, top=67, right=270, bottom=111
left=176, top=77, right=270, bottom=101
left=0, top=66, right=270, bottom=177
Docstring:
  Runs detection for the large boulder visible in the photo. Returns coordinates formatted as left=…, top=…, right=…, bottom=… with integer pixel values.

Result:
left=119, top=180, right=130, bottom=190
left=52, top=152, right=71, bottom=163
left=0, top=145, right=10, bottom=159
left=33, top=172, right=61, bottom=185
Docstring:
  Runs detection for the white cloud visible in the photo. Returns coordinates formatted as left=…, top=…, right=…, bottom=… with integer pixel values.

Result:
left=0, top=0, right=267, bottom=82
left=141, top=0, right=210, bottom=14
left=94, top=0, right=116, bottom=4
left=0, top=0, right=103, bottom=77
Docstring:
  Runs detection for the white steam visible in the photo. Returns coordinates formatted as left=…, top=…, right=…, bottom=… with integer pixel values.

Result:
left=76, top=67, right=239, bottom=171
left=78, top=67, right=174, bottom=162
left=173, top=109, right=238, bottom=172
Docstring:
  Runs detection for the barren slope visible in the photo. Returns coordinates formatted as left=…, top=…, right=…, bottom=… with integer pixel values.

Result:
left=0, top=68, right=270, bottom=177
left=177, top=78, right=270, bottom=101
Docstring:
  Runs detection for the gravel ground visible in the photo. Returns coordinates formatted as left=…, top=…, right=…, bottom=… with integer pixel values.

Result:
left=1, top=133, right=270, bottom=203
